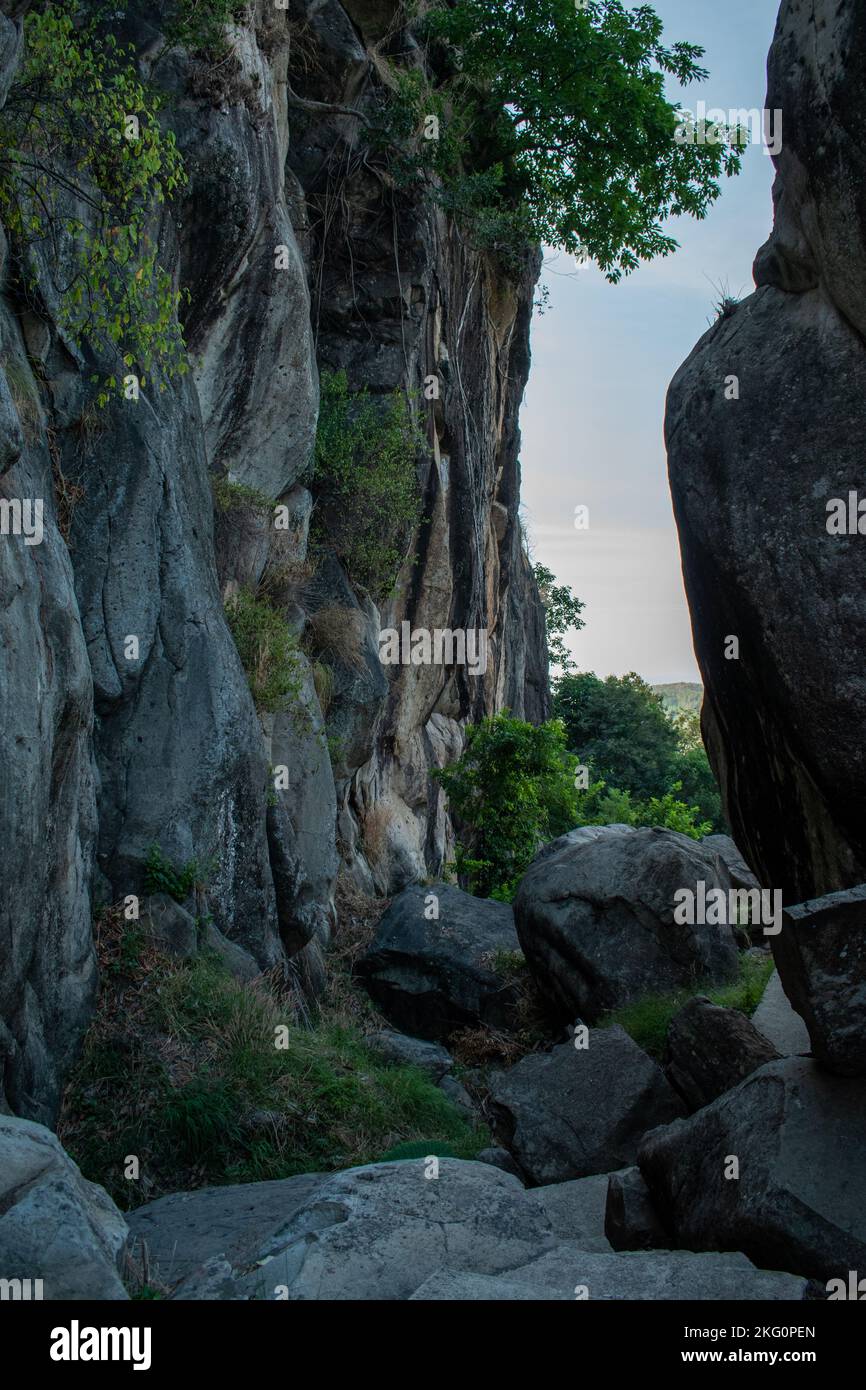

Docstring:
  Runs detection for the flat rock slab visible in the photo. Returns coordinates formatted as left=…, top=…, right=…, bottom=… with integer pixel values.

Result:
left=235, top=1160, right=556, bottom=1301
left=410, top=1248, right=808, bottom=1301
left=526, top=1174, right=618, bottom=1250
left=126, top=1174, right=326, bottom=1288
left=752, top=970, right=811, bottom=1057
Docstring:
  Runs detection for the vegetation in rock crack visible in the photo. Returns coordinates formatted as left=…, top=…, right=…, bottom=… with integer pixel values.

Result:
left=211, top=475, right=274, bottom=514
left=224, top=588, right=304, bottom=715
left=161, top=0, right=249, bottom=60
left=143, top=844, right=202, bottom=905
left=0, top=5, right=188, bottom=399
left=313, top=370, right=426, bottom=602
left=371, top=0, right=744, bottom=278
left=58, top=904, right=484, bottom=1209
left=599, top=954, right=775, bottom=1059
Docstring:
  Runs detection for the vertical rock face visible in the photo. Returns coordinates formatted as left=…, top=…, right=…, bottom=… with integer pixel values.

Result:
left=666, top=0, right=866, bottom=904
left=0, top=1, right=549, bottom=1118
left=0, top=11, right=97, bottom=1125
left=285, top=0, right=549, bottom=892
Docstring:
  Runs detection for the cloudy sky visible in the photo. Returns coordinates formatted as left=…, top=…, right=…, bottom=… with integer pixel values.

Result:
left=519, top=0, right=779, bottom=684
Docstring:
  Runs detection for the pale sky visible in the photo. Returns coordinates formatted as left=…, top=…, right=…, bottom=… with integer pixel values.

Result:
left=520, top=0, right=779, bottom=684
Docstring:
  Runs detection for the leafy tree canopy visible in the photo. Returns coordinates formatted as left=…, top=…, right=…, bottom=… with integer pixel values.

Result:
left=554, top=670, right=680, bottom=801
left=422, top=0, right=743, bottom=279
left=435, top=713, right=578, bottom=900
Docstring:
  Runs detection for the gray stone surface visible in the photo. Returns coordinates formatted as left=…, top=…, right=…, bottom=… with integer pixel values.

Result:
left=126, top=1174, right=326, bottom=1289
left=664, top=995, right=780, bottom=1110
left=233, top=1160, right=558, bottom=1301
left=773, top=886, right=866, bottom=1075
left=491, top=1026, right=686, bottom=1185
left=410, top=1247, right=807, bottom=1302
left=0, top=304, right=96, bottom=1126
left=140, top=894, right=198, bottom=959
left=360, top=883, right=522, bottom=1040
left=202, top=921, right=261, bottom=982
left=366, top=1030, right=453, bottom=1081
left=476, top=1147, right=525, bottom=1181
left=526, top=1174, right=616, bottom=1250
left=0, top=1115, right=128, bottom=1300
left=515, top=825, right=740, bottom=1025
left=665, top=0, right=866, bottom=903
left=604, top=1166, right=670, bottom=1252
left=639, top=1057, right=866, bottom=1282
left=752, top=969, right=812, bottom=1058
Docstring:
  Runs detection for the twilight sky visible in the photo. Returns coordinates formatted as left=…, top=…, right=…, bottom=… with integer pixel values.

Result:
left=519, top=0, right=779, bottom=684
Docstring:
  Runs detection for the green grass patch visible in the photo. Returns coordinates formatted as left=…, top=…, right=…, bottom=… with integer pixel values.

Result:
left=59, top=914, right=483, bottom=1210
left=211, top=476, right=274, bottom=514
left=224, top=588, right=304, bottom=714
left=598, top=953, right=775, bottom=1059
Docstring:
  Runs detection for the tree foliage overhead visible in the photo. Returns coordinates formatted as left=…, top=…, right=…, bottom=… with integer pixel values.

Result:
left=420, top=0, right=742, bottom=279
left=0, top=4, right=190, bottom=399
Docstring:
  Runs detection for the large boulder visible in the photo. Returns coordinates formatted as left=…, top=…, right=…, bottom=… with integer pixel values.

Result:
left=155, top=1160, right=558, bottom=1301
left=525, top=1174, right=616, bottom=1251
left=604, top=1166, right=670, bottom=1252
left=514, top=825, right=740, bottom=1025
left=639, top=1057, right=866, bottom=1283
left=359, top=883, right=523, bottom=1040
left=0, top=1115, right=128, bottom=1300
left=490, top=1026, right=686, bottom=1185
left=664, top=995, right=780, bottom=1110
left=665, top=0, right=866, bottom=903
left=773, top=885, right=866, bottom=1075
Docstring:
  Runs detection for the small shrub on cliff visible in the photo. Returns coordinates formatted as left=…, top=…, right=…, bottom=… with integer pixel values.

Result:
left=313, top=370, right=425, bottom=601
left=143, top=844, right=201, bottom=904
left=435, top=713, right=578, bottom=900
left=163, top=0, right=249, bottom=59
left=0, top=6, right=188, bottom=395
left=224, top=588, right=303, bottom=714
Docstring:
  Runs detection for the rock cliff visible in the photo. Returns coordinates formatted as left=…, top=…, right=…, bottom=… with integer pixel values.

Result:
left=0, top=0, right=548, bottom=1122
